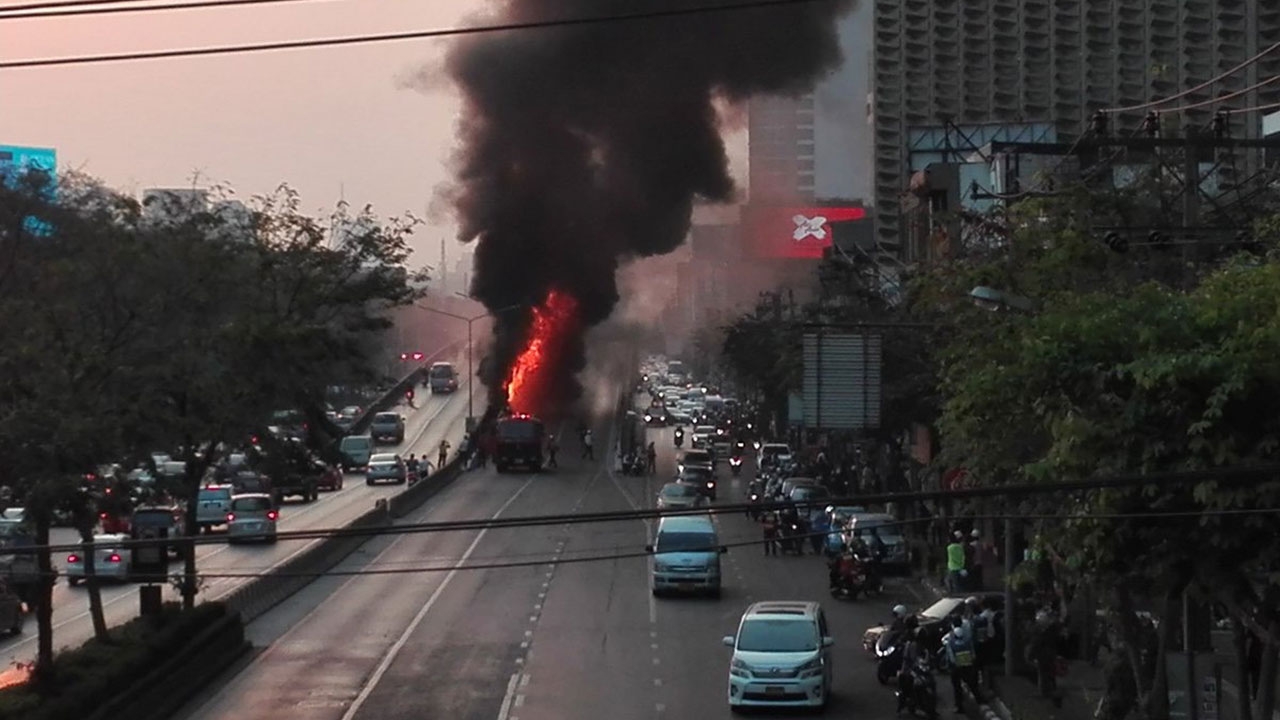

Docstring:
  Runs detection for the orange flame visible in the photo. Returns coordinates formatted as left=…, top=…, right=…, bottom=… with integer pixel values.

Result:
left=505, top=289, right=579, bottom=416
left=0, top=662, right=32, bottom=690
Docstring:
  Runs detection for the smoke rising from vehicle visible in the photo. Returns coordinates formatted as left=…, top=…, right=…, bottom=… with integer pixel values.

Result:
left=442, top=0, right=855, bottom=416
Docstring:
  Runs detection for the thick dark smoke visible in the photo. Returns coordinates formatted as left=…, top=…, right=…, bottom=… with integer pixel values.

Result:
left=445, top=0, right=855, bottom=414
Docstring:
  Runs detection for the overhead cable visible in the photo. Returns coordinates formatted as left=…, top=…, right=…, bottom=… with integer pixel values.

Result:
left=11, top=461, right=1280, bottom=555
left=48, top=506, right=1280, bottom=583
left=0, top=0, right=327, bottom=20
left=1101, top=42, right=1280, bottom=114
left=1155, top=75, right=1280, bottom=114
left=0, top=0, right=836, bottom=69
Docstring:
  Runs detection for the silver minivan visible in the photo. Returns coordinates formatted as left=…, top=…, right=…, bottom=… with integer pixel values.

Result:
left=646, top=515, right=726, bottom=597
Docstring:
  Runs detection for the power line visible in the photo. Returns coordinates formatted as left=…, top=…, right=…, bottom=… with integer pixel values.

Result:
left=1223, top=100, right=1280, bottom=115
left=1101, top=41, right=1280, bottom=114
left=13, top=461, right=1280, bottom=555
left=48, top=506, right=1280, bottom=583
left=0, top=0, right=326, bottom=20
left=1155, top=74, right=1280, bottom=114
left=0, top=0, right=836, bottom=69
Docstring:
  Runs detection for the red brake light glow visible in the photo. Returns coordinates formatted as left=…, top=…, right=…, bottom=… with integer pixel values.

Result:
left=267, top=511, right=278, bottom=521
left=226, top=513, right=235, bottom=522
left=107, top=554, right=121, bottom=563
left=67, top=554, right=79, bottom=563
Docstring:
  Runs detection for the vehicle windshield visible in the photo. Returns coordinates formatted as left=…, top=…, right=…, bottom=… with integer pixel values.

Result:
left=736, top=619, right=818, bottom=653
left=922, top=599, right=961, bottom=620
left=654, top=531, right=716, bottom=553
left=231, top=497, right=272, bottom=512
left=429, top=365, right=455, bottom=378
left=199, top=488, right=231, bottom=502
left=340, top=437, right=372, bottom=452
left=661, top=484, right=697, bottom=498
left=679, top=469, right=713, bottom=482
left=792, top=487, right=830, bottom=501
left=373, top=413, right=399, bottom=423
left=682, top=451, right=711, bottom=464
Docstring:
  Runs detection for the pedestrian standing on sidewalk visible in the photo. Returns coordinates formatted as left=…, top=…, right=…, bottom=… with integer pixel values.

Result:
left=946, top=531, right=967, bottom=592
left=941, top=619, right=982, bottom=713
left=546, top=435, right=559, bottom=468
left=437, top=439, right=450, bottom=470
left=968, top=529, right=984, bottom=591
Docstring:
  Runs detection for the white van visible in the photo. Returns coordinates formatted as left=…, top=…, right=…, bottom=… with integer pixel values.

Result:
left=646, top=515, right=726, bottom=597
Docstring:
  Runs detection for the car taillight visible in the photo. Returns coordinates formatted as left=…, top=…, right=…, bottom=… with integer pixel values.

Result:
left=226, top=513, right=235, bottom=522
left=67, top=554, right=79, bottom=563
left=99, top=512, right=108, bottom=519
left=107, top=554, right=121, bottom=563
left=267, top=511, right=278, bottom=521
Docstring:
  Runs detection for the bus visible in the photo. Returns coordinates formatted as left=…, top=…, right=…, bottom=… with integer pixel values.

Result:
left=495, top=414, right=545, bottom=472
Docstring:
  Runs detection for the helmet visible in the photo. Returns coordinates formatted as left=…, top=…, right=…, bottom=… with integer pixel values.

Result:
left=971, top=529, right=980, bottom=538
left=953, top=530, right=964, bottom=540
left=892, top=604, right=908, bottom=619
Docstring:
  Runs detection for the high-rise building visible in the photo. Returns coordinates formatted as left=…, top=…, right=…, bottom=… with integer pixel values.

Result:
left=872, top=0, right=1280, bottom=258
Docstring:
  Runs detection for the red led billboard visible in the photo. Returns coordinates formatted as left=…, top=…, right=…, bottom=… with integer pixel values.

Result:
left=744, top=205, right=868, bottom=259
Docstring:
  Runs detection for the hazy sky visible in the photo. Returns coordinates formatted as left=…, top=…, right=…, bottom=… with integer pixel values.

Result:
left=0, top=0, right=749, bottom=264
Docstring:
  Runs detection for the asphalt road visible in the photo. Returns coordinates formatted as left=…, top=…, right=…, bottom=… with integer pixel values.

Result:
left=181, top=407, right=936, bottom=720
left=0, top=376, right=479, bottom=667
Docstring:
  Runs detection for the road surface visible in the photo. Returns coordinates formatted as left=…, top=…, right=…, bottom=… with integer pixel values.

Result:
left=180, top=408, right=930, bottom=720
left=0, top=376, right=479, bottom=667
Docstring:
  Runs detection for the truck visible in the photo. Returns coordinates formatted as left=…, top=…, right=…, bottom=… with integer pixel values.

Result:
left=494, top=414, right=545, bottom=472
left=249, top=435, right=320, bottom=503
left=427, top=362, right=459, bottom=394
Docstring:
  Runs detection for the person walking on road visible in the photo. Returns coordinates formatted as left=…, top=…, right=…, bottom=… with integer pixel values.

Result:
left=546, top=435, right=559, bottom=468
left=645, top=442, right=657, bottom=475
left=762, top=512, right=779, bottom=556
left=946, top=531, right=967, bottom=592
left=582, top=429, right=594, bottom=460
left=437, top=439, right=451, bottom=470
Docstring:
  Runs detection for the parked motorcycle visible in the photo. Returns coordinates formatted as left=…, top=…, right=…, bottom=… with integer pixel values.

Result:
left=896, top=656, right=939, bottom=719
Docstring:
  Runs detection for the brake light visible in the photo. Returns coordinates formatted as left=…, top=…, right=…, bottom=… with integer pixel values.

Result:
left=67, top=554, right=79, bottom=564
left=267, top=511, right=278, bottom=521
left=107, top=554, right=121, bottom=563
left=99, top=512, right=108, bottom=519
left=226, top=513, right=235, bottom=522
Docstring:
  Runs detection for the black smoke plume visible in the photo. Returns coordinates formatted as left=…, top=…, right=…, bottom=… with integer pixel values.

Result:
left=444, top=0, right=855, bottom=414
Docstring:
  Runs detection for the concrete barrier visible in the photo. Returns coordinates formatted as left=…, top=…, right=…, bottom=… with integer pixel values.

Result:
left=387, top=457, right=466, bottom=519
left=220, top=505, right=390, bottom=623
left=87, top=611, right=248, bottom=720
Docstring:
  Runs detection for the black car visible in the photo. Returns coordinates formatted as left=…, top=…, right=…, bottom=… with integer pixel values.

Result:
left=643, top=406, right=669, bottom=427
left=677, top=467, right=717, bottom=500
left=369, top=412, right=406, bottom=444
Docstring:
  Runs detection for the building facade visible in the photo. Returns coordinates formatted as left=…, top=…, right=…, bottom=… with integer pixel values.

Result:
left=873, top=0, right=1280, bottom=259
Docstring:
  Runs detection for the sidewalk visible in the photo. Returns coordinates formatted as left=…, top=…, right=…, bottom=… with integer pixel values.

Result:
left=918, top=575, right=1104, bottom=720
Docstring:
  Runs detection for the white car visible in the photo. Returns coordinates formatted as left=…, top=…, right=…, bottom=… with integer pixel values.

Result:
left=226, top=493, right=278, bottom=543
left=66, top=533, right=132, bottom=585
left=656, top=482, right=705, bottom=510
left=723, top=601, right=834, bottom=711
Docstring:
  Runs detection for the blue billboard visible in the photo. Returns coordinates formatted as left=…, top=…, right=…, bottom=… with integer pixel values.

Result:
left=0, top=145, right=57, bottom=235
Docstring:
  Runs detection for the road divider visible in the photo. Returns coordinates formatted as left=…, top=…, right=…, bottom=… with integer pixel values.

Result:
left=350, top=340, right=464, bottom=436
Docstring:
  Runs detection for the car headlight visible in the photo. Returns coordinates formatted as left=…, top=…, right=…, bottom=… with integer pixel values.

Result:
left=730, top=657, right=751, bottom=678
left=876, top=644, right=896, bottom=658
left=797, top=657, right=824, bottom=677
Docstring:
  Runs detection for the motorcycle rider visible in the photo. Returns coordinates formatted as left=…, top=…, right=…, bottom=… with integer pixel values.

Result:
left=673, top=427, right=684, bottom=447
left=406, top=453, right=421, bottom=482
left=895, top=615, right=923, bottom=714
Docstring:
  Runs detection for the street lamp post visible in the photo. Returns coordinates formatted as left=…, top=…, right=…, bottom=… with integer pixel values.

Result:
left=414, top=300, right=525, bottom=426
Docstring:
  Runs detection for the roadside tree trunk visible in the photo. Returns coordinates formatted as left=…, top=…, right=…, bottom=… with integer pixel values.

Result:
left=1256, top=619, right=1279, bottom=720
left=75, top=528, right=109, bottom=641
left=1234, top=620, right=1254, bottom=720
left=32, top=510, right=55, bottom=685
left=1144, top=589, right=1182, bottom=720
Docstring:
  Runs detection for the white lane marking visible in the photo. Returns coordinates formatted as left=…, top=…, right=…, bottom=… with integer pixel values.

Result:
left=341, top=476, right=535, bottom=720
left=495, top=672, right=520, bottom=720
left=520, top=673, right=530, bottom=688
left=514, top=695, right=525, bottom=708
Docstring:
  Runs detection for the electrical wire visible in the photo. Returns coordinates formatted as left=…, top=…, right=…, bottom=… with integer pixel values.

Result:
left=0, top=0, right=330, bottom=20
left=0, top=0, right=836, bottom=69
left=1223, top=101, right=1280, bottom=115
left=1101, top=42, right=1280, bottom=114
left=43, top=506, right=1280, bottom=582
left=13, top=461, right=1280, bottom=556
left=1, top=0, right=159, bottom=11
left=1155, top=75, right=1280, bottom=114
